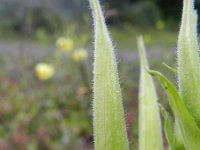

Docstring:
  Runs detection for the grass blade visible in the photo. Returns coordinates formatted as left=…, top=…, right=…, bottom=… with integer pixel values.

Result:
left=160, top=106, right=174, bottom=150
left=137, top=36, right=163, bottom=150
left=173, top=121, right=185, bottom=150
left=160, top=106, right=184, bottom=150
left=89, top=0, right=129, bottom=149
left=149, top=70, right=200, bottom=149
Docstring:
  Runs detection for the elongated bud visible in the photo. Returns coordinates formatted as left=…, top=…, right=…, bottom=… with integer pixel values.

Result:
left=89, top=0, right=129, bottom=149
left=137, top=36, right=163, bottom=150
left=177, top=0, right=200, bottom=126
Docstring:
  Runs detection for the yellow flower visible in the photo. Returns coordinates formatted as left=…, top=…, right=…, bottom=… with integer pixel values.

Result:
left=72, top=49, right=88, bottom=62
left=56, top=37, right=74, bottom=52
left=155, top=20, right=165, bottom=30
left=35, top=63, right=54, bottom=81
left=144, top=34, right=152, bottom=44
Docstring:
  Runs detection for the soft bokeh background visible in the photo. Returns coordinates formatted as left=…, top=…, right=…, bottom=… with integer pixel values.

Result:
left=0, top=0, right=200, bottom=149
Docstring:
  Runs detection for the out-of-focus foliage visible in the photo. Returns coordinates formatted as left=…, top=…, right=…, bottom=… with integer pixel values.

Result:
left=0, top=0, right=182, bottom=149
left=113, top=1, right=161, bottom=27
left=0, top=32, right=93, bottom=149
left=0, top=28, right=176, bottom=149
left=1, top=0, right=199, bottom=38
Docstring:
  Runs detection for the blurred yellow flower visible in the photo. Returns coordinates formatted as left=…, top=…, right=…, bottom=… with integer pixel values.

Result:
left=35, top=63, right=55, bottom=81
left=156, top=20, right=165, bottom=30
left=56, top=37, right=74, bottom=52
left=72, top=49, right=88, bottom=62
left=144, top=34, right=152, bottom=44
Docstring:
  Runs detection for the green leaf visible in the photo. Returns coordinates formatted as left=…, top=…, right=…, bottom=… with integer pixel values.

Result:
left=89, top=0, right=129, bottom=150
left=162, top=63, right=177, bottom=74
left=137, top=36, right=163, bottom=150
left=160, top=106, right=184, bottom=150
left=160, top=106, right=174, bottom=150
left=173, top=121, right=185, bottom=150
left=149, top=70, right=200, bottom=150
left=177, top=0, right=200, bottom=126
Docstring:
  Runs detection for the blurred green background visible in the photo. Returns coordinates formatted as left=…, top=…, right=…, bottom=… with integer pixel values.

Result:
left=0, top=0, right=199, bottom=149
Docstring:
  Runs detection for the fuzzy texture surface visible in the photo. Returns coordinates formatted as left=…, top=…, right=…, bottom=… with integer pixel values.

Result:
left=137, top=36, right=163, bottom=150
left=89, top=0, right=129, bottom=149
left=150, top=70, right=200, bottom=150
left=178, top=0, right=200, bottom=127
